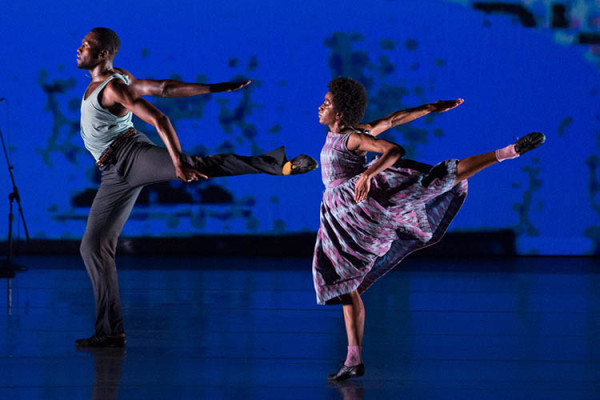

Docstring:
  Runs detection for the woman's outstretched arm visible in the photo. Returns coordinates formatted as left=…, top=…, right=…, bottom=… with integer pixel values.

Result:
left=358, top=99, right=464, bottom=136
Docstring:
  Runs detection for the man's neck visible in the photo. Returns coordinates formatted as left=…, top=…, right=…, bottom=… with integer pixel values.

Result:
left=89, top=62, right=115, bottom=82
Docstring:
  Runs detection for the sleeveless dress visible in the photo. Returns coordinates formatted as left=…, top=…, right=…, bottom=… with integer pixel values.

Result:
left=312, top=131, right=468, bottom=305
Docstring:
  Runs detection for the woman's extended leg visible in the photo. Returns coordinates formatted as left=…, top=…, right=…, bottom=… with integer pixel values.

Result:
left=455, top=151, right=498, bottom=183
left=455, top=131, right=545, bottom=184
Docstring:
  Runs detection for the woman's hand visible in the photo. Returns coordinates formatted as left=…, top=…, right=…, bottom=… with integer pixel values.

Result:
left=354, top=173, right=372, bottom=203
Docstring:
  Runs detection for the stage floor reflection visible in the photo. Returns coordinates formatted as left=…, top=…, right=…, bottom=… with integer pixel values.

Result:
left=1, top=255, right=599, bottom=399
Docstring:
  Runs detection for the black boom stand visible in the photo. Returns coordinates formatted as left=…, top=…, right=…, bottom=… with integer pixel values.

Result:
left=0, top=122, right=29, bottom=278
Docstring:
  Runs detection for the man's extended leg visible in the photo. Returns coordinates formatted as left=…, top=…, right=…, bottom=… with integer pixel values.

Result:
left=187, top=146, right=290, bottom=177
left=113, top=136, right=315, bottom=187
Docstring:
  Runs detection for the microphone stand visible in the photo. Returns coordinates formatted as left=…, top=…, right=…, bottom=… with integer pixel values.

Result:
left=0, top=121, right=29, bottom=278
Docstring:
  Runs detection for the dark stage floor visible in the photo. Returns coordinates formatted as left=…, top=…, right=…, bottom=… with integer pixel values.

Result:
left=1, top=255, right=599, bottom=399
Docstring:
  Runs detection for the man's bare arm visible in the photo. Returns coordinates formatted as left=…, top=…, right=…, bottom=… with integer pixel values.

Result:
left=103, top=79, right=206, bottom=182
left=357, top=99, right=464, bottom=137
left=115, top=68, right=250, bottom=98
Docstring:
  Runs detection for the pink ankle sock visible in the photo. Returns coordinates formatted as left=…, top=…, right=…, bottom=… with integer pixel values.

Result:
left=344, top=345, right=362, bottom=366
left=495, top=144, right=519, bottom=162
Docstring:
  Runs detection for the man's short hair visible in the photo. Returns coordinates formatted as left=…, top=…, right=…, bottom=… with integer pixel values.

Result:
left=328, top=77, right=368, bottom=126
left=91, top=27, right=120, bottom=58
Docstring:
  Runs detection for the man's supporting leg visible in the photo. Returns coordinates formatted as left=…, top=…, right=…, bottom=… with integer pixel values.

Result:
left=79, top=166, right=142, bottom=340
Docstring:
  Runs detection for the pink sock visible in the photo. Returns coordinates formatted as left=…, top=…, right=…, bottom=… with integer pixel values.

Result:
left=344, top=345, right=362, bottom=366
left=495, top=144, right=519, bottom=162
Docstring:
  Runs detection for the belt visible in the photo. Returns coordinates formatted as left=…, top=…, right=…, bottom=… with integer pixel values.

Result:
left=96, top=128, right=135, bottom=168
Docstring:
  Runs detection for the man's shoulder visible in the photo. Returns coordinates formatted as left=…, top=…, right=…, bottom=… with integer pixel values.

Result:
left=102, top=72, right=135, bottom=104
left=113, top=68, right=134, bottom=82
left=105, top=70, right=133, bottom=93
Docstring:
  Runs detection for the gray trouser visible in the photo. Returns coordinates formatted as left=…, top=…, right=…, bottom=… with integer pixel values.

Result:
left=80, top=131, right=286, bottom=336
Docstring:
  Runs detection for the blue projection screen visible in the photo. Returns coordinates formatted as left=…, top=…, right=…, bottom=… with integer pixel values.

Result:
left=0, top=0, right=598, bottom=255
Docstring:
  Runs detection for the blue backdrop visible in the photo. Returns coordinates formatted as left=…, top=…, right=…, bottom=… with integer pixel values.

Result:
left=0, top=0, right=597, bottom=255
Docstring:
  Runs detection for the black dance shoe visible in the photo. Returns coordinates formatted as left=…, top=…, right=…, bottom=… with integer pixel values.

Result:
left=75, top=333, right=126, bottom=348
left=328, top=363, right=365, bottom=382
left=514, top=132, right=546, bottom=155
left=282, top=154, right=318, bottom=175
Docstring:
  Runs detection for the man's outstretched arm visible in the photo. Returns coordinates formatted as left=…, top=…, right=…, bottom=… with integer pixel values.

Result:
left=103, top=78, right=207, bottom=182
left=116, top=68, right=250, bottom=97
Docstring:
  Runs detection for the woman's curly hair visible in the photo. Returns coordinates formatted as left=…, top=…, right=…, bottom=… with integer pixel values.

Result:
left=328, top=77, right=367, bottom=126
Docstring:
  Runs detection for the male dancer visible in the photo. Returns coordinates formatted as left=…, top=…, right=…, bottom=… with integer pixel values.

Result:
left=75, top=27, right=316, bottom=347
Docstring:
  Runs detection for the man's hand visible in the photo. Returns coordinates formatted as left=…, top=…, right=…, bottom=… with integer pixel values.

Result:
left=212, top=80, right=252, bottom=93
left=430, top=98, right=464, bottom=113
left=354, top=174, right=372, bottom=203
left=175, top=164, right=208, bottom=183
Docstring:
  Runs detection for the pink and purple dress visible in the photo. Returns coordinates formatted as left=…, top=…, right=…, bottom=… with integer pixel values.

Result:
left=312, top=131, right=468, bottom=305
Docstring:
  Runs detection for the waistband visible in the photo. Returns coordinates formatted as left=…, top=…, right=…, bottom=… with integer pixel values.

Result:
left=96, top=128, right=136, bottom=168
left=326, top=178, right=348, bottom=189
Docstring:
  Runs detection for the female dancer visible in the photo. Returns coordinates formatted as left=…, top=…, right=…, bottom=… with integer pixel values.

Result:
left=312, top=77, right=545, bottom=381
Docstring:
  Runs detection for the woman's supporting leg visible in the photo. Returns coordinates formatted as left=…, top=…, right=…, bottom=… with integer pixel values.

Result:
left=328, top=290, right=367, bottom=381
left=342, top=290, right=365, bottom=366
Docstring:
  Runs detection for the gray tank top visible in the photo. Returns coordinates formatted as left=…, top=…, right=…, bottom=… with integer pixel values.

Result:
left=80, top=73, right=134, bottom=161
